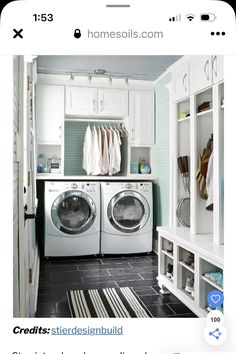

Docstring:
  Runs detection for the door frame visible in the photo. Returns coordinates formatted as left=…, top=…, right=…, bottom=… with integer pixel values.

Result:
left=18, top=56, right=39, bottom=317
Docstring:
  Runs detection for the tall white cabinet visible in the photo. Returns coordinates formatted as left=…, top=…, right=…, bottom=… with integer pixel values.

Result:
left=129, top=90, right=154, bottom=145
left=157, top=55, right=224, bottom=317
left=36, top=84, right=64, bottom=143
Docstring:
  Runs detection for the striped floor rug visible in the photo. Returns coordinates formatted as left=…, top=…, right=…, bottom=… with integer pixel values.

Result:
left=67, top=287, right=153, bottom=318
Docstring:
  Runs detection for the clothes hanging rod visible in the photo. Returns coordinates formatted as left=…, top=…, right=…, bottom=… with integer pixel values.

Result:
left=65, top=118, right=126, bottom=123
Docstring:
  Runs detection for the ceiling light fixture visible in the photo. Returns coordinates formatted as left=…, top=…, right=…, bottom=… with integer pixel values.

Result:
left=94, top=68, right=106, bottom=75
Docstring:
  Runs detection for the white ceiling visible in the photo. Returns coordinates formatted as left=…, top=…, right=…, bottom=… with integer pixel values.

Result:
left=37, top=55, right=182, bottom=81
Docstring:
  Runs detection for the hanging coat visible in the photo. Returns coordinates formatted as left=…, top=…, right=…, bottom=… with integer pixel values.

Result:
left=196, top=147, right=212, bottom=199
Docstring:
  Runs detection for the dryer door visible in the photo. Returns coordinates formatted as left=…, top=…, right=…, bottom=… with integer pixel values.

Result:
left=107, top=191, right=150, bottom=233
left=51, top=191, right=96, bottom=235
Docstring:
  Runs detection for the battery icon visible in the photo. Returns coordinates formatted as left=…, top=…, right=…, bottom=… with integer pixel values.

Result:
left=200, top=13, right=216, bottom=21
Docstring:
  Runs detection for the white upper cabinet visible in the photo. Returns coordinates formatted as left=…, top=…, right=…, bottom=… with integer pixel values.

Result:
left=66, top=87, right=97, bottom=116
left=190, top=55, right=212, bottom=94
left=65, top=86, right=128, bottom=118
left=212, top=55, right=224, bottom=84
left=36, top=84, right=64, bottom=143
left=173, top=62, right=189, bottom=101
left=98, top=89, right=128, bottom=117
left=129, top=90, right=154, bottom=145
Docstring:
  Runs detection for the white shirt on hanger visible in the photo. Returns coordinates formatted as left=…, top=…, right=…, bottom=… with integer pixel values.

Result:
left=82, top=125, right=92, bottom=175
left=97, top=126, right=103, bottom=173
left=112, top=129, right=121, bottom=175
left=101, top=126, right=109, bottom=175
left=91, top=125, right=101, bottom=175
left=107, top=127, right=114, bottom=176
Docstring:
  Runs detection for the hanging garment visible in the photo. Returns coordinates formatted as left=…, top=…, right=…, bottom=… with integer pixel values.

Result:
left=112, top=129, right=121, bottom=175
left=114, top=126, right=122, bottom=145
left=107, top=127, right=114, bottom=176
left=97, top=126, right=103, bottom=173
left=101, top=127, right=109, bottom=175
left=91, top=125, right=101, bottom=175
left=82, top=125, right=92, bottom=175
left=206, top=152, right=213, bottom=210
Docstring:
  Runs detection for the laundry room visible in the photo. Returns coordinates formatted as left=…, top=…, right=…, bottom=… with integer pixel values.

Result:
left=13, top=55, right=224, bottom=319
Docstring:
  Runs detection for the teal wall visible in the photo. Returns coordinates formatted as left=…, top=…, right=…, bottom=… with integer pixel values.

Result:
left=154, top=73, right=171, bottom=233
left=64, top=121, right=87, bottom=176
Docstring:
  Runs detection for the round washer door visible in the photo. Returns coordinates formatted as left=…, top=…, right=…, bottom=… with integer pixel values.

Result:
left=51, top=190, right=96, bottom=235
left=107, top=191, right=150, bottom=233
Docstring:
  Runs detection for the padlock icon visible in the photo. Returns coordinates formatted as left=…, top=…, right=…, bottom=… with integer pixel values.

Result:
left=74, top=29, right=81, bottom=39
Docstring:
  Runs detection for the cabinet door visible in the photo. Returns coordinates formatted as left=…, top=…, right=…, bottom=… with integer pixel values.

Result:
left=212, top=55, right=224, bottom=83
left=66, top=86, right=97, bottom=116
left=173, top=62, right=189, bottom=101
left=98, top=89, right=128, bottom=117
left=36, top=84, right=64, bottom=143
left=190, top=56, right=212, bottom=94
left=129, top=91, right=154, bottom=145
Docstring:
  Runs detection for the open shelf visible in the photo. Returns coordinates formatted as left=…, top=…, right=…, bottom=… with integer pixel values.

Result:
left=36, top=143, right=62, bottom=175
left=196, top=108, right=213, bottom=117
left=202, top=275, right=223, bottom=292
left=179, top=260, right=195, bottom=273
left=161, top=250, right=174, bottom=259
left=178, top=116, right=190, bottom=123
left=130, top=146, right=152, bottom=175
left=178, top=246, right=195, bottom=272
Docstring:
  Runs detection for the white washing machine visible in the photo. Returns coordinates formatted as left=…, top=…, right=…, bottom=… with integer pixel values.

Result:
left=45, top=181, right=100, bottom=257
left=101, top=182, right=153, bottom=254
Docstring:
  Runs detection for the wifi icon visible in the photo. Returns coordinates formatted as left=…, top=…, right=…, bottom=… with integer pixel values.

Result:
left=186, top=14, right=195, bottom=21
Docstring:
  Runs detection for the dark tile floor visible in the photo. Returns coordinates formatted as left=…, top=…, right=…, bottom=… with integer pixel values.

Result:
left=36, top=253, right=197, bottom=318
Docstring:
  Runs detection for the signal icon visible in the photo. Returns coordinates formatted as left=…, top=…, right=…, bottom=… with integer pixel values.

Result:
left=186, top=14, right=195, bottom=21
left=169, top=14, right=181, bottom=22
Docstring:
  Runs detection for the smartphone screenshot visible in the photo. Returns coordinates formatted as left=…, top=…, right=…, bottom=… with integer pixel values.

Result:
left=0, top=0, right=236, bottom=353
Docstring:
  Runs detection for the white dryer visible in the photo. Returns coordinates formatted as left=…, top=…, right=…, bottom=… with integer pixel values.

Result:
left=45, top=181, right=100, bottom=257
left=101, top=182, right=153, bottom=254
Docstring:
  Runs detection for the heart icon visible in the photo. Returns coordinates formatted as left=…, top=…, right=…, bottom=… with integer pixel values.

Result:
left=211, top=295, right=221, bottom=304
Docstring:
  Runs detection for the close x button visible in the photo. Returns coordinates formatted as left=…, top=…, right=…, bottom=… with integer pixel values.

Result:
left=13, top=29, right=23, bottom=39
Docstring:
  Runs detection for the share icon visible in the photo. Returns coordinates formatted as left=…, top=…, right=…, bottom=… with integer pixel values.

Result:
left=209, top=328, right=222, bottom=340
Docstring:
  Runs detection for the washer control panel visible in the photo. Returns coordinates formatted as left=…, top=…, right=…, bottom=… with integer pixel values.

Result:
left=122, top=183, right=151, bottom=193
